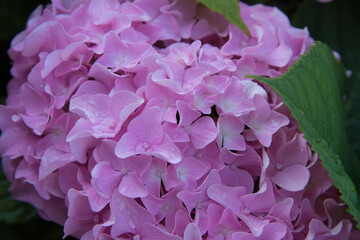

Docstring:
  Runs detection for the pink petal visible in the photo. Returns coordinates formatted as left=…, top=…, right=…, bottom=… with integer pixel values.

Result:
left=184, top=223, right=202, bottom=240
left=219, top=167, right=254, bottom=193
left=151, top=134, right=182, bottom=164
left=177, top=101, right=201, bottom=127
left=271, top=164, right=310, bottom=192
left=142, top=222, right=182, bottom=240
left=190, top=117, right=217, bottom=149
left=39, top=146, right=76, bottom=180
left=118, top=173, right=148, bottom=198
left=127, top=107, right=164, bottom=144
left=114, top=132, right=140, bottom=159
left=91, top=161, right=122, bottom=199
left=277, top=133, right=308, bottom=167
left=207, top=184, right=246, bottom=210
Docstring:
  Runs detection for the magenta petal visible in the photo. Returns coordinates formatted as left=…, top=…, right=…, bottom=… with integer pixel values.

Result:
left=238, top=214, right=270, bottom=237
left=128, top=106, right=164, bottom=144
left=231, top=222, right=287, bottom=240
left=115, top=132, right=140, bottom=159
left=118, top=173, right=148, bottom=198
left=272, top=164, right=310, bottom=192
left=39, top=146, right=76, bottom=180
left=219, top=168, right=254, bottom=193
left=207, top=184, right=246, bottom=210
left=86, top=187, right=110, bottom=213
left=91, top=161, right=122, bottom=199
left=142, top=222, right=182, bottom=240
left=223, top=134, right=246, bottom=151
left=110, top=191, right=155, bottom=237
left=64, top=217, right=88, bottom=239
left=260, top=222, right=287, bottom=240
left=67, top=188, right=92, bottom=220
left=177, top=101, right=201, bottom=127
left=184, top=223, right=202, bottom=240
left=151, top=134, right=182, bottom=164
left=277, top=133, right=308, bottom=166
left=190, top=116, right=217, bottom=149
left=173, top=208, right=191, bottom=236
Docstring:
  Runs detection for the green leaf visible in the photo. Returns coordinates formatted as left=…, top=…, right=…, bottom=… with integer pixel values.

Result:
left=196, top=0, right=251, bottom=37
left=251, top=42, right=360, bottom=227
left=292, top=0, right=360, bottom=183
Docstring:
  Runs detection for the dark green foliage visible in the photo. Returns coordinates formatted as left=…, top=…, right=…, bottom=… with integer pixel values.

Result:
left=253, top=42, right=360, bottom=227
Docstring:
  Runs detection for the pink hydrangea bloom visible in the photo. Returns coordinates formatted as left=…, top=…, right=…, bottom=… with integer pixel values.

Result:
left=0, top=0, right=358, bottom=239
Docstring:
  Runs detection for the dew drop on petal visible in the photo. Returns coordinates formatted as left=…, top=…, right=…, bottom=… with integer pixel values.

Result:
left=11, top=114, right=21, bottom=123
left=128, top=219, right=135, bottom=228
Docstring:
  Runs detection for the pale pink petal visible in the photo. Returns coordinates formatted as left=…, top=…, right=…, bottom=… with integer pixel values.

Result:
left=272, top=164, right=310, bottom=192
left=184, top=223, right=202, bottom=240
left=118, top=173, right=148, bottom=198
left=91, top=161, right=122, bottom=199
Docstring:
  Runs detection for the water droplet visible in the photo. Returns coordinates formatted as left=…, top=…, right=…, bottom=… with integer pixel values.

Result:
left=11, top=114, right=21, bottom=123
left=128, top=219, right=135, bottom=228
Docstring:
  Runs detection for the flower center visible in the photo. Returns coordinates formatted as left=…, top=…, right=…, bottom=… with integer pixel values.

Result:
left=276, top=163, right=284, bottom=170
left=230, top=163, right=237, bottom=170
left=162, top=204, right=170, bottom=212
left=222, top=228, right=229, bottom=235
left=155, top=170, right=162, bottom=177
left=143, top=142, right=150, bottom=151
left=195, top=151, right=202, bottom=159
left=120, top=168, right=128, bottom=176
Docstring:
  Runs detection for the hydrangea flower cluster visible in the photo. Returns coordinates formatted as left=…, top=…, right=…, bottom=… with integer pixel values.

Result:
left=0, top=0, right=358, bottom=239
